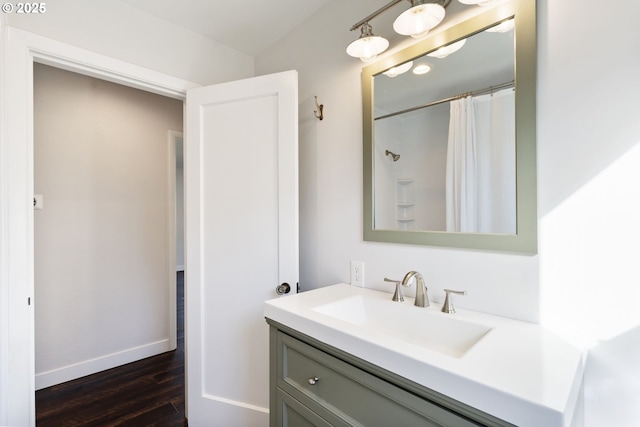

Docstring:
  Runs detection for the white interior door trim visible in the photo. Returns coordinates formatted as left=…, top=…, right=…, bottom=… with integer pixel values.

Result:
left=168, top=129, right=184, bottom=351
left=0, top=26, right=198, bottom=426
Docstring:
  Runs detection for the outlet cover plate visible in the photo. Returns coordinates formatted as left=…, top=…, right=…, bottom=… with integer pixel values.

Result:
left=350, top=260, right=364, bottom=287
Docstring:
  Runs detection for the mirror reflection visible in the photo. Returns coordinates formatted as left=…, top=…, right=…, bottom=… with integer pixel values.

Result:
left=373, top=21, right=515, bottom=234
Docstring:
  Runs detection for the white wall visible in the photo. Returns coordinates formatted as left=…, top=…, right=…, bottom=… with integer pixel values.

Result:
left=33, top=63, right=183, bottom=389
left=374, top=107, right=449, bottom=231
left=6, top=0, right=254, bottom=85
left=536, top=1, right=640, bottom=425
left=256, top=0, right=539, bottom=322
left=256, top=0, right=640, bottom=425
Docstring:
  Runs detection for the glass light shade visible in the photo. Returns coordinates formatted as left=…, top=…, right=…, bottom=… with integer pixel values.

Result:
left=384, top=61, right=414, bottom=77
left=427, top=38, right=467, bottom=58
left=347, top=24, right=389, bottom=62
left=393, top=3, right=445, bottom=38
left=347, top=36, right=389, bottom=62
left=412, top=63, right=432, bottom=75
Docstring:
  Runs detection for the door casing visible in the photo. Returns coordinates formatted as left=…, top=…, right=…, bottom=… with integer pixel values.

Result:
left=1, top=27, right=198, bottom=426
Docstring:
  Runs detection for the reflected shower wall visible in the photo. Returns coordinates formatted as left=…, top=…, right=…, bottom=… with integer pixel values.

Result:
left=374, top=103, right=449, bottom=231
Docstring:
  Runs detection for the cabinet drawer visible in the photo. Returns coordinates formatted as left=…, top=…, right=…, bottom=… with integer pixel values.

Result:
left=277, top=331, right=482, bottom=427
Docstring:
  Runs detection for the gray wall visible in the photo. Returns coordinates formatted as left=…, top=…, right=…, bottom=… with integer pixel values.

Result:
left=176, top=137, right=184, bottom=271
left=34, top=63, right=183, bottom=388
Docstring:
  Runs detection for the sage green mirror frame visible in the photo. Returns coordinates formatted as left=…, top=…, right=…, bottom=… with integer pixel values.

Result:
left=362, top=0, right=537, bottom=253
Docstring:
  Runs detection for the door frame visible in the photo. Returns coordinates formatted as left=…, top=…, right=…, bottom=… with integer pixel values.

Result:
left=168, top=129, right=184, bottom=350
left=1, top=27, right=198, bottom=426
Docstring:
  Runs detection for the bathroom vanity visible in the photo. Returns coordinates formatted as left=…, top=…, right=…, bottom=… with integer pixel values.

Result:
left=269, top=322, right=510, bottom=426
left=264, top=284, right=584, bottom=427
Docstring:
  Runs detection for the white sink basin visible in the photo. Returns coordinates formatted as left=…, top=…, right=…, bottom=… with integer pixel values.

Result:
left=312, top=294, right=492, bottom=358
left=264, top=283, right=585, bottom=427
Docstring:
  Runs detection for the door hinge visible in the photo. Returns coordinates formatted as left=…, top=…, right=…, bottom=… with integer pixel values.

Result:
left=28, top=297, right=31, bottom=305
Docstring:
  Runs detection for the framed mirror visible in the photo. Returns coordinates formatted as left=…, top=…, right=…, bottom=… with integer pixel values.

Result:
left=362, top=0, right=537, bottom=253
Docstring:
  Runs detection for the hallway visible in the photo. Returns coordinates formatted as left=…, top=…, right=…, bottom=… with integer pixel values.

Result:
left=35, top=272, right=185, bottom=426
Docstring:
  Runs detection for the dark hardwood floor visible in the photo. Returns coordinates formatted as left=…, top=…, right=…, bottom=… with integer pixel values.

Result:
left=36, top=272, right=186, bottom=426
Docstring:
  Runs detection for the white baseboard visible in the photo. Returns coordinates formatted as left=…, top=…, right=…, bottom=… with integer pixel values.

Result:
left=35, top=339, right=172, bottom=390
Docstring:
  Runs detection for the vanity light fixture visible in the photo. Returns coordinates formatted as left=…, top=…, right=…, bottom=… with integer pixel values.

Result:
left=427, top=38, right=466, bottom=58
left=346, top=22, right=390, bottom=62
left=383, top=61, right=414, bottom=77
left=347, top=0, right=504, bottom=60
left=347, top=0, right=451, bottom=60
left=393, top=1, right=446, bottom=39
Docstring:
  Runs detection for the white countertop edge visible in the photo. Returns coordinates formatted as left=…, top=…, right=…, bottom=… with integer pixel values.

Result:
left=264, top=283, right=585, bottom=427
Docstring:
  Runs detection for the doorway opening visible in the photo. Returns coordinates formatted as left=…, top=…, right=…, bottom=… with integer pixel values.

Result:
left=1, top=27, right=198, bottom=424
left=32, top=63, right=185, bottom=417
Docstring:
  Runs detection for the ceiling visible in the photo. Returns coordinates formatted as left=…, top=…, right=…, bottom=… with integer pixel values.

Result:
left=119, top=0, right=334, bottom=56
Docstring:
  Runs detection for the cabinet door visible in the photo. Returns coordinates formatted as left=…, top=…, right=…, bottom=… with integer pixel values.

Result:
left=277, top=389, right=333, bottom=427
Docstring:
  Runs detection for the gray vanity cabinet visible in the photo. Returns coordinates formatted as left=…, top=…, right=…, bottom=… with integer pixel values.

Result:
left=268, top=321, right=514, bottom=427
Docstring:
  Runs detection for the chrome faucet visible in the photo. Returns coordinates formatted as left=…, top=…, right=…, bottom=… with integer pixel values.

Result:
left=401, top=271, right=429, bottom=308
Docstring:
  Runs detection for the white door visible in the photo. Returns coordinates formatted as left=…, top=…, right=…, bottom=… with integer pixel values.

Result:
left=185, top=70, right=299, bottom=426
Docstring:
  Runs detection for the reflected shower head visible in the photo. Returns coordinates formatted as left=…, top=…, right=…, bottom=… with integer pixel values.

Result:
left=385, top=150, right=400, bottom=162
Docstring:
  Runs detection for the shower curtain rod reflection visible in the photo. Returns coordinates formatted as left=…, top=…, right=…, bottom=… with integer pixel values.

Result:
left=375, top=80, right=514, bottom=121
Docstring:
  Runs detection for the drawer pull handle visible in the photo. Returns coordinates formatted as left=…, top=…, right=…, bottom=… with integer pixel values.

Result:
left=307, top=377, right=319, bottom=385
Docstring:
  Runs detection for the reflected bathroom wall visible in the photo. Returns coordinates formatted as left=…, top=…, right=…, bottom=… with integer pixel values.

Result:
left=374, top=104, right=448, bottom=231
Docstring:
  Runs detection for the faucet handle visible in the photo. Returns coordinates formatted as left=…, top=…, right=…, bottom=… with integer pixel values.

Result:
left=441, top=289, right=467, bottom=314
left=384, top=278, right=403, bottom=302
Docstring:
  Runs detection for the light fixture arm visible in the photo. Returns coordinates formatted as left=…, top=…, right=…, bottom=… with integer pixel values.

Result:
left=350, top=0, right=403, bottom=31
left=350, top=0, right=451, bottom=32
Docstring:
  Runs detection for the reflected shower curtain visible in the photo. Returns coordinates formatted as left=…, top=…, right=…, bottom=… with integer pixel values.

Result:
left=445, top=96, right=477, bottom=232
left=446, top=89, right=515, bottom=233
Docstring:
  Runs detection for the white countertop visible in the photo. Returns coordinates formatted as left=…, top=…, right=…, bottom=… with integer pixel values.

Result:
left=264, top=283, right=584, bottom=427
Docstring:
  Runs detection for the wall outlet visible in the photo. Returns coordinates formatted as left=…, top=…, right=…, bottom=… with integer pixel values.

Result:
left=350, top=260, right=364, bottom=287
